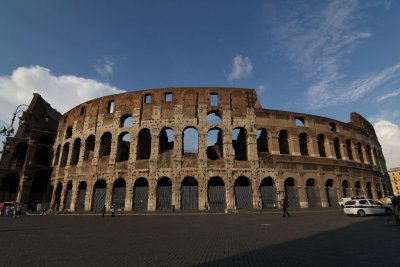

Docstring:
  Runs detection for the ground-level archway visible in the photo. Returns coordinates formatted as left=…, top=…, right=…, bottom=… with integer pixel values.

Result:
left=0, top=173, right=20, bottom=202
left=112, top=178, right=126, bottom=210
left=91, top=180, right=107, bottom=211
left=156, top=177, right=172, bottom=211
left=207, top=177, right=226, bottom=210
left=76, top=182, right=87, bottom=211
left=234, top=176, right=253, bottom=209
left=63, top=181, right=73, bottom=210
left=326, top=179, right=339, bottom=207
left=180, top=177, right=198, bottom=210
left=133, top=178, right=148, bottom=211
left=284, top=178, right=300, bottom=208
left=259, top=177, right=276, bottom=209
left=306, top=179, right=321, bottom=208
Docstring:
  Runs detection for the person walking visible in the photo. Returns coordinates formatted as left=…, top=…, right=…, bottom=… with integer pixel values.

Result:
left=111, top=204, right=115, bottom=217
left=282, top=198, right=291, bottom=217
left=101, top=204, right=106, bottom=217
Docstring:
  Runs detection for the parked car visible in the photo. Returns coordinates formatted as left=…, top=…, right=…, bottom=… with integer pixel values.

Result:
left=344, top=199, right=392, bottom=217
left=338, top=196, right=366, bottom=207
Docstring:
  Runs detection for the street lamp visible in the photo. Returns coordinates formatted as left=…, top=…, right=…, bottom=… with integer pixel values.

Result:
left=0, top=104, right=29, bottom=155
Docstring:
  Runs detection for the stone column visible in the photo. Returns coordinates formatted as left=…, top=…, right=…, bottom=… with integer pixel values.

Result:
left=309, top=136, right=320, bottom=157
left=299, top=186, right=309, bottom=208
left=85, top=182, right=93, bottom=211
left=326, top=139, right=335, bottom=159
left=59, top=181, right=67, bottom=210
left=70, top=180, right=79, bottom=212
left=105, top=180, right=112, bottom=208
left=269, top=131, right=280, bottom=155
left=289, top=133, right=300, bottom=156
left=225, top=173, right=234, bottom=210
left=125, top=179, right=133, bottom=211
left=148, top=177, right=156, bottom=211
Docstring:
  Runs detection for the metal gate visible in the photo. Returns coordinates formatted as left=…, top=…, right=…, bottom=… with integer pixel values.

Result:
left=234, top=185, right=253, bottom=209
left=208, top=186, right=226, bottom=210
left=285, top=186, right=300, bottom=208
left=181, top=185, right=198, bottom=210
left=156, top=185, right=172, bottom=210
left=260, top=186, right=276, bottom=209
left=133, top=186, right=148, bottom=211
left=76, top=188, right=86, bottom=211
left=64, top=189, right=72, bottom=210
left=343, top=188, right=351, bottom=198
left=112, top=187, right=126, bottom=210
left=306, top=186, right=321, bottom=207
left=326, top=187, right=339, bottom=207
left=92, top=188, right=106, bottom=211
left=355, top=188, right=363, bottom=196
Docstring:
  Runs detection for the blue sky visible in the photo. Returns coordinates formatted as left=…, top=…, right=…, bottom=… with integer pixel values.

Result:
left=1, top=0, right=400, bottom=168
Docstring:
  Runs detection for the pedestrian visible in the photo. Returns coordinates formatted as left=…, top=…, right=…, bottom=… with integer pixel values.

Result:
left=393, top=196, right=400, bottom=224
left=16, top=203, right=22, bottom=217
left=111, top=204, right=115, bottom=217
left=282, top=198, right=291, bottom=217
left=101, top=204, right=106, bottom=217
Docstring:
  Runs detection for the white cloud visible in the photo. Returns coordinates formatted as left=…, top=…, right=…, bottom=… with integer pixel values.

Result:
left=374, top=120, right=400, bottom=169
left=376, top=88, right=400, bottom=102
left=228, top=55, right=253, bottom=81
left=307, top=63, right=400, bottom=109
left=257, top=84, right=267, bottom=94
left=95, top=57, right=115, bottom=80
left=0, top=65, right=126, bottom=153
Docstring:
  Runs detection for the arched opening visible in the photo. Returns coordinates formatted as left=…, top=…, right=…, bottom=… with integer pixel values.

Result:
left=325, top=179, right=339, bottom=207
left=357, top=143, right=364, bottom=163
left=65, top=127, right=73, bottom=139
left=137, top=128, right=151, bottom=160
left=99, top=132, right=112, bottom=158
left=182, top=127, right=199, bottom=155
left=232, top=127, right=247, bottom=160
left=366, top=182, right=373, bottom=199
left=10, top=142, right=28, bottom=169
left=306, top=178, right=321, bottom=207
left=120, top=114, right=133, bottom=128
left=158, top=128, right=174, bottom=167
left=207, top=111, right=222, bottom=124
left=366, top=145, right=373, bottom=164
left=284, top=178, right=299, bottom=208
left=299, top=133, right=308, bottom=156
left=29, top=170, right=50, bottom=205
left=234, top=176, right=253, bottom=209
left=295, top=117, right=305, bottom=127
left=60, top=143, right=70, bottom=167
left=256, top=128, right=268, bottom=153
left=83, top=135, right=95, bottom=161
left=329, top=122, right=337, bottom=132
left=63, top=181, right=73, bottom=210
left=54, top=183, right=63, bottom=210
left=334, top=138, right=341, bottom=159
left=112, top=178, right=126, bottom=210
left=116, top=132, right=130, bottom=162
left=54, top=145, right=61, bottom=165
left=346, top=140, right=353, bottom=160
left=259, top=177, right=276, bottom=209
left=355, top=181, right=363, bottom=196
left=76, top=182, right=87, bottom=211
left=156, top=177, right=172, bottom=211
left=91, top=180, right=107, bottom=211
left=376, top=183, right=382, bottom=199
left=317, top=134, right=326, bottom=157
left=37, top=135, right=54, bottom=145
left=278, top=130, right=289, bottom=155
left=207, top=128, right=223, bottom=160
left=342, top=180, right=351, bottom=197
left=207, top=177, right=226, bottom=210
left=133, top=178, right=148, bottom=211
left=180, top=177, right=198, bottom=210
left=34, top=146, right=52, bottom=166
left=70, top=138, right=81, bottom=166
left=0, top=173, right=20, bottom=202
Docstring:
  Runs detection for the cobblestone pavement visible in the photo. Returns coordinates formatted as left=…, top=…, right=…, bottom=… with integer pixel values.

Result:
left=0, top=208, right=399, bottom=267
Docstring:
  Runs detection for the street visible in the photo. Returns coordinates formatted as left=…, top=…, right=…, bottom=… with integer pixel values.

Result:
left=0, top=208, right=399, bottom=267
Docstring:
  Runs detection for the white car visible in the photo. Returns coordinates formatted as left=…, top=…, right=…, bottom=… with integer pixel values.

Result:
left=338, top=196, right=366, bottom=207
left=344, top=199, right=393, bottom=217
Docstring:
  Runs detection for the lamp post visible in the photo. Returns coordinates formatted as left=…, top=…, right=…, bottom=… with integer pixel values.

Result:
left=0, top=104, right=29, bottom=156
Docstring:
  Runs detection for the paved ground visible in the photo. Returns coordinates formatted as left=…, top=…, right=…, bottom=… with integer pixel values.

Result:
left=0, top=208, right=399, bottom=267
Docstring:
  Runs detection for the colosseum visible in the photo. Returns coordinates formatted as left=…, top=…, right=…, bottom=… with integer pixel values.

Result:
left=48, top=87, right=390, bottom=212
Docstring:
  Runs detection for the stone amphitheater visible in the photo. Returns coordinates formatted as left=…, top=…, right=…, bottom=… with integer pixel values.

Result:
left=50, top=87, right=390, bottom=212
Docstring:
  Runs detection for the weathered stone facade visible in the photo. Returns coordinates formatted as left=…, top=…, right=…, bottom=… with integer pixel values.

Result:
left=50, top=88, right=390, bottom=212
